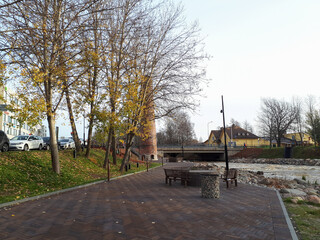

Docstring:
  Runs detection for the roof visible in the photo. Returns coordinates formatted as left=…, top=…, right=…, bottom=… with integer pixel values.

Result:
left=226, top=125, right=259, bottom=139
left=209, top=130, right=221, bottom=140
left=207, top=125, right=259, bottom=142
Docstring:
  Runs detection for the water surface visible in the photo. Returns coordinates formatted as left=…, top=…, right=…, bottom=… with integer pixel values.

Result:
left=214, top=162, right=320, bottom=183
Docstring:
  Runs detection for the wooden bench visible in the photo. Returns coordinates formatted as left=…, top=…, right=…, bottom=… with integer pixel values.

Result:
left=164, top=168, right=191, bottom=187
left=221, top=168, right=238, bottom=188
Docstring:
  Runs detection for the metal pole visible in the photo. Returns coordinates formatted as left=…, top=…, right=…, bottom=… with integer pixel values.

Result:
left=221, top=95, right=229, bottom=171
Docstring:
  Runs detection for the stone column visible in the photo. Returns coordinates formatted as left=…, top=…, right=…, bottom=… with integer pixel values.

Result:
left=201, top=174, right=220, bottom=198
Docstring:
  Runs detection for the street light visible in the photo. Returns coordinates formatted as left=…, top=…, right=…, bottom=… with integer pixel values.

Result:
left=220, top=95, right=229, bottom=171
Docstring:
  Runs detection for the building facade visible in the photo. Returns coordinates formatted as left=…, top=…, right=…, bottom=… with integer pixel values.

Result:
left=205, top=125, right=268, bottom=147
left=0, top=86, right=45, bottom=139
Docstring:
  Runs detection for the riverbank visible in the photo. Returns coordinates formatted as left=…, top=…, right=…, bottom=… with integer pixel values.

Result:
left=214, top=162, right=320, bottom=204
left=232, top=146, right=320, bottom=160
left=230, top=157, right=320, bottom=166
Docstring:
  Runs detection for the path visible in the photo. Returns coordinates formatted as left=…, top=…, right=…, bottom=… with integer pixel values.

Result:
left=0, top=164, right=294, bottom=239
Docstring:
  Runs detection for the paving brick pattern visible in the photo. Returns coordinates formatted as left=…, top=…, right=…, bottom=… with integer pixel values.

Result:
left=0, top=164, right=292, bottom=239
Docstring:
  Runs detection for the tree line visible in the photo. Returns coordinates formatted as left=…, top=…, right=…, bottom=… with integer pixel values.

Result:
left=258, top=96, right=320, bottom=147
left=156, top=110, right=197, bottom=146
left=0, top=0, right=208, bottom=173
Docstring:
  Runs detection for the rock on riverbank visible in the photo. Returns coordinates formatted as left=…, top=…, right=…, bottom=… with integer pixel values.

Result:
left=232, top=167, right=320, bottom=204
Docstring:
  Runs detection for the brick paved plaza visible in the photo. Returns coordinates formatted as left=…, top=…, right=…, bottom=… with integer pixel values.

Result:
left=0, top=164, right=293, bottom=239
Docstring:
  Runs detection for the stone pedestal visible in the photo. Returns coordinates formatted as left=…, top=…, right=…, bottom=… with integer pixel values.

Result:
left=201, top=174, right=220, bottom=198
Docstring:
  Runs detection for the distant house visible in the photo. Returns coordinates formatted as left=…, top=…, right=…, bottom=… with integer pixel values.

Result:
left=205, top=129, right=222, bottom=146
left=205, top=125, right=265, bottom=147
left=284, top=133, right=314, bottom=146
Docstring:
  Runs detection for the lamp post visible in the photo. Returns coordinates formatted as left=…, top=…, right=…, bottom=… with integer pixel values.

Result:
left=220, top=95, right=229, bottom=171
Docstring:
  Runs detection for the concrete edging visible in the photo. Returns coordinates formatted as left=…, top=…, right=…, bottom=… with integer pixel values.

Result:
left=0, top=165, right=162, bottom=209
left=275, top=190, right=299, bottom=240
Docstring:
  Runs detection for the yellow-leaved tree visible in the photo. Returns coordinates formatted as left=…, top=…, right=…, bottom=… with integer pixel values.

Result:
left=0, top=0, right=100, bottom=173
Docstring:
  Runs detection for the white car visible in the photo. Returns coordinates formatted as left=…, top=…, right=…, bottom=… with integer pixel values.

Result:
left=10, top=135, right=43, bottom=151
left=58, top=138, right=75, bottom=149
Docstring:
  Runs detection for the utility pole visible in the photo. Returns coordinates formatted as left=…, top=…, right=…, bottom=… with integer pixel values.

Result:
left=220, top=95, right=229, bottom=171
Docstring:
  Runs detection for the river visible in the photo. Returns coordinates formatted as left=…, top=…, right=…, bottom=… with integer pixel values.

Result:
left=214, top=162, right=320, bottom=184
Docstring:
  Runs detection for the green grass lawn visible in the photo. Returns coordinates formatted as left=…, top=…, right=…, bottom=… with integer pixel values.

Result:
left=0, top=148, right=160, bottom=204
left=284, top=199, right=320, bottom=240
left=256, top=146, right=320, bottom=159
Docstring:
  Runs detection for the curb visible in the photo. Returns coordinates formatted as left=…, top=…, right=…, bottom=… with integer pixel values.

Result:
left=275, top=190, right=299, bottom=240
left=0, top=165, right=162, bottom=209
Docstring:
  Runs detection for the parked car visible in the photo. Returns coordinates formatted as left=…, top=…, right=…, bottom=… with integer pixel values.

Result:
left=42, top=137, right=51, bottom=150
left=58, top=138, right=75, bottom=149
left=0, top=130, right=10, bottom=152
left=10, top=135, right=43, bottom=151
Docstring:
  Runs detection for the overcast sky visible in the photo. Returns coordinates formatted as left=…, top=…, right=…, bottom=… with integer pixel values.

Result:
left=181, top=0, right=320, bottom=141
left=56, top=0, right=320, bottom=141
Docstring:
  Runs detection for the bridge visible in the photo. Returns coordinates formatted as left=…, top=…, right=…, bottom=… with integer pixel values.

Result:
left=157, top=145, right=243, bottom=161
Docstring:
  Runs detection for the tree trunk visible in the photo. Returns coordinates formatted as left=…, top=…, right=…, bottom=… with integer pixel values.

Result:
left=103, top=129, right=112, bottom=169
left=85, top=109, right=94, bottom=158
left=120, top=132, right=135, bottom=173
left=111, top=130, right=117, bottom=165
left=269, top=130, right=272, bottom=149
left=85, top=11, right=99, bottom=158
left=65, top=86, right=81, bottom=152
left=48, top=115, right=60, bottom=174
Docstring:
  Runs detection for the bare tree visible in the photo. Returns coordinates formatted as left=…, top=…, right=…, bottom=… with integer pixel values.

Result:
left=230, top=118, right=241, bottom=127
left=157, top=111, right=196, bottom=146
left=305, top=95, right=320, bottom=146
left=242, top=120, right=253, bottom=133
left=0, top=0, right=23, bottom=9
left=291, top=97, right=304, bottom=145
left=258, top=98, right=298, bottom=147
